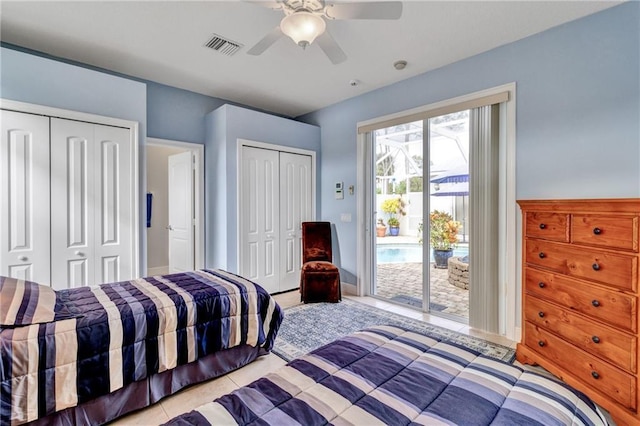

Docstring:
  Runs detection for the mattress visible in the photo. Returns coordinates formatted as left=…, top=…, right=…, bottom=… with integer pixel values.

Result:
left=165, top=325, right=608, bottom=425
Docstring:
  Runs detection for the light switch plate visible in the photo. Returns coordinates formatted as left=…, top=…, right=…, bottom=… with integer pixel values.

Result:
left=340, top=213, right=352, bottom=222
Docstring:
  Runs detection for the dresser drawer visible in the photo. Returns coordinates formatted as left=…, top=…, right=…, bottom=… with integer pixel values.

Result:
left=525, top=212, right=569, bottom=242
left=525, top=240, right=637, bottom=291
left=525, top=268, right=636, bottom=333
left=524, top=322, right=636, bottom=410
left=525, top=296, right=637, bottom=372
left=572, top=214, right=639, bottom=252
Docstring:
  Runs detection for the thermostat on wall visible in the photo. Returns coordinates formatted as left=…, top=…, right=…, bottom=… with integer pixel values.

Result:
left=335, top=182, right=344, bottom=199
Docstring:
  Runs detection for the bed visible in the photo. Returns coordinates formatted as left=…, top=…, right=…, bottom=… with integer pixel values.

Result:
left=166, top=325, right=609, bottom=425
left=0, top=269, right=283, bottom=425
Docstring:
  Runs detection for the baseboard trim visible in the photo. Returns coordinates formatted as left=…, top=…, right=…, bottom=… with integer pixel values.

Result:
left=147, top=266, right=169, bottom=276
left=342, top=282, right=357, bottom=296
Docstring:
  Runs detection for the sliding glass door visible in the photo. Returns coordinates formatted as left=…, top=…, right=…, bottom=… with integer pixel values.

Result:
left=371, top=112, right=470, bottom=321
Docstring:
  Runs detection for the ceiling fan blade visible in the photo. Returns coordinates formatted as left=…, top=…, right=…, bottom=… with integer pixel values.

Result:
left=316, top=31, right=347, bottom=65
left=247, top=27, right=283, bottom=55
left=325, top=2, right=403, bottom=20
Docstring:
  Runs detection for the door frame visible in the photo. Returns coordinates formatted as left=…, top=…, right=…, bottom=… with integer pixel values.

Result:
left=1, top=98, right=140, bottom=280
left=356, top=83, right=518, bottom=339
left=146, top=138, right=205, bottom=271
left=236, top=138, right=317, bottom=277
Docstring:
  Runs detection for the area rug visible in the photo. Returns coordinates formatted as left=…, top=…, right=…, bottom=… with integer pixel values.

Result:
left=272, top=298, right=515, bottom=363
left=390, top=295, right=446, bottom=311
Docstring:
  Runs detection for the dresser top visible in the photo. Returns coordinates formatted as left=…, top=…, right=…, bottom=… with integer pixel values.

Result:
left=517, top=198, right=640, bottom=213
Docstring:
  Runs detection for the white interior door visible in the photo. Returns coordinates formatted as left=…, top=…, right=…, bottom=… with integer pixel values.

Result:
left=51, top=119, right=132, bottom=289
left=0, top=110, right=51, bottom=284
left=279, top=152, right=312, bottom=292
left=168, top=151, right=194, bottom=273
left=240, top=146, right=279, bottom=293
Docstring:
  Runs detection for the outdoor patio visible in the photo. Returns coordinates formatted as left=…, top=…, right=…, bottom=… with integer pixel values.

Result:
left=375, top=236, right=469, bottom=318
left=376, top=262, right=469, bottom=317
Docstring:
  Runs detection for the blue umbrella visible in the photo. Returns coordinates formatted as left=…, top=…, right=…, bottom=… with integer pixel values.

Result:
left=430, top=165, right=468, bottom=184
left=431, top=181, right=468, bottom=197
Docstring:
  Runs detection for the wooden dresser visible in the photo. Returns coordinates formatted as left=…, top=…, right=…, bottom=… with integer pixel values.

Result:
left=517, top=199, right=640, bottom=425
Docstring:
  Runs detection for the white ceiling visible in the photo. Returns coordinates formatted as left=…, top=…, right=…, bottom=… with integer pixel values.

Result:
left=0, top=1, right=623, bottom=117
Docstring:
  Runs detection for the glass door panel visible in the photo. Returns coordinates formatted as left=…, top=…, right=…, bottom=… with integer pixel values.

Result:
left=428, top=111, right=470, bottom=319
left=372, top=121, right=424, bottom=308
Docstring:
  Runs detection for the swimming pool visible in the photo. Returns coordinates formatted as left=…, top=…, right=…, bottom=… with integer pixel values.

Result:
left=376, top=244, right=469, bottom=264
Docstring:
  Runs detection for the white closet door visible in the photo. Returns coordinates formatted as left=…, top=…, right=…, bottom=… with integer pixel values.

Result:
left=240, top=146, right=279, bottom=293
left=51, top=119, right=95, bottom=289
left=168, top=151, right=194, bottom=273
left=51, top=119, right=132, bottom=289
left=279, top=152, right=312, bottom=292
left=93, top=124, right=132, bottom=284
left=0, top=110, right=50, bottom=284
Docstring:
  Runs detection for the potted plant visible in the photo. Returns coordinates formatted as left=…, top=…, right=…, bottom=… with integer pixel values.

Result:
left=387, top=217, right=400, bottom=235
left=381, top=197, right=406, bottom=237
left=429, top=210, right=462, bottom=268
left=376, top=219, right=387, bottom=237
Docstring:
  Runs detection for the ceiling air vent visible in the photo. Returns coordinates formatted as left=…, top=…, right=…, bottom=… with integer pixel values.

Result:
left=204, top=34, right=243, bottom=56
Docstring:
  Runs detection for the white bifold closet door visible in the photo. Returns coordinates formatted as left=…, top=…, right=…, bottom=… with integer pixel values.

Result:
left=279, top=152, right=313, bottom=291
left=0, top=110, right=51, bottom=284
left=240, top=146, right=312, bottom=294
left=50, top=118, right=132, bottom=289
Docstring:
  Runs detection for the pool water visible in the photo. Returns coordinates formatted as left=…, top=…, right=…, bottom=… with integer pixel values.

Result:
left=377, top=244, right=469, bottom=264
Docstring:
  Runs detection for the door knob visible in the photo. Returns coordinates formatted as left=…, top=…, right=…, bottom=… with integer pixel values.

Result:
left=266, top=235, right=274, bottom=240
left=288, top=233, right=295, bottom=238
left=166, top=225, right=174, bottom=231
left=74, top=251, right=85, bottom=257
left=18, top=256, right=28, bottom=262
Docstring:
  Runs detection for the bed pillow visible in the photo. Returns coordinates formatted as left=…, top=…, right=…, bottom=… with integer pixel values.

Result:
left=0, top=276, right=57, bottom=327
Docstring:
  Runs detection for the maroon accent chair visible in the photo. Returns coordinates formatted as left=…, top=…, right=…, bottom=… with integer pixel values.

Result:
left=300, top=222, right=341, bottom=303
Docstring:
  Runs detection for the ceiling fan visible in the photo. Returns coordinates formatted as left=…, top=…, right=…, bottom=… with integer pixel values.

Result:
left=247, top=0, right=403, bottom=64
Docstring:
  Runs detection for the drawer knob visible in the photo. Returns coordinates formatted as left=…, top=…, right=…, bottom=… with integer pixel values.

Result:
left=592, top=300, right=601, bottom=307
left=538, top=282, right=545, bottom=288
left=591, top=371, right=600, bottom=380
left=593, top=227, right=602, bottom=235
left=538, top=340, right=545, bottom=347
left=538, top=311, right=545, bottom=318
left=592, top=263, right=600, bottom=271
left=538, top=252, right=546, bottom=259
left=592, top=336, right=601, bottom=344
left=539, top=223, right=546, bottom=229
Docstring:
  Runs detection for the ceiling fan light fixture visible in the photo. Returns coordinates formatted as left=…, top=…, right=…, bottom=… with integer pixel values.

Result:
left=280, top=11, right=326, bottom=49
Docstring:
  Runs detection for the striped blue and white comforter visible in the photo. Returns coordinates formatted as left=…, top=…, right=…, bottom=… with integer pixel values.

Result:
left=167, top=325, right=608, bottom=425
left=0, top=269, right=283, bottom=425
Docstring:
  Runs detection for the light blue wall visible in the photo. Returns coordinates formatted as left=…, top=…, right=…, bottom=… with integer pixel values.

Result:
left=147, top=82, right=228, bottom=144
left=147, top=82, right=289, bottom=144
left=0, top=47, right=150, bottom=273
left=205, top=104, right=321, bottom=271
left=299, top=2, right=640, bottom=285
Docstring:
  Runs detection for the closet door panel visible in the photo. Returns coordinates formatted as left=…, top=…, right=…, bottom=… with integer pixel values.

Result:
left=279, top=152, right=312, bottom=292
left=94, top=124, right=132, bottom=284
left=240, top=146, right=279, bottom=293
left=50, top=118, right=95, bottom=290
left=0, top=110, right=50, bottom=284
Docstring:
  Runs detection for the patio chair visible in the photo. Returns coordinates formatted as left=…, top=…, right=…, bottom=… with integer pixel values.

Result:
left=300, top=222, right=341, bottom=303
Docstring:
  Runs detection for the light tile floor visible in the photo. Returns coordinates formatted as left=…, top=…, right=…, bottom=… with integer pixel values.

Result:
left=110, top=290, right=508, bottom=425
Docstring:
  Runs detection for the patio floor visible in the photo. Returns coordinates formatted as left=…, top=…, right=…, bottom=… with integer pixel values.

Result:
left=375, top=261, right=469, bottom=319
